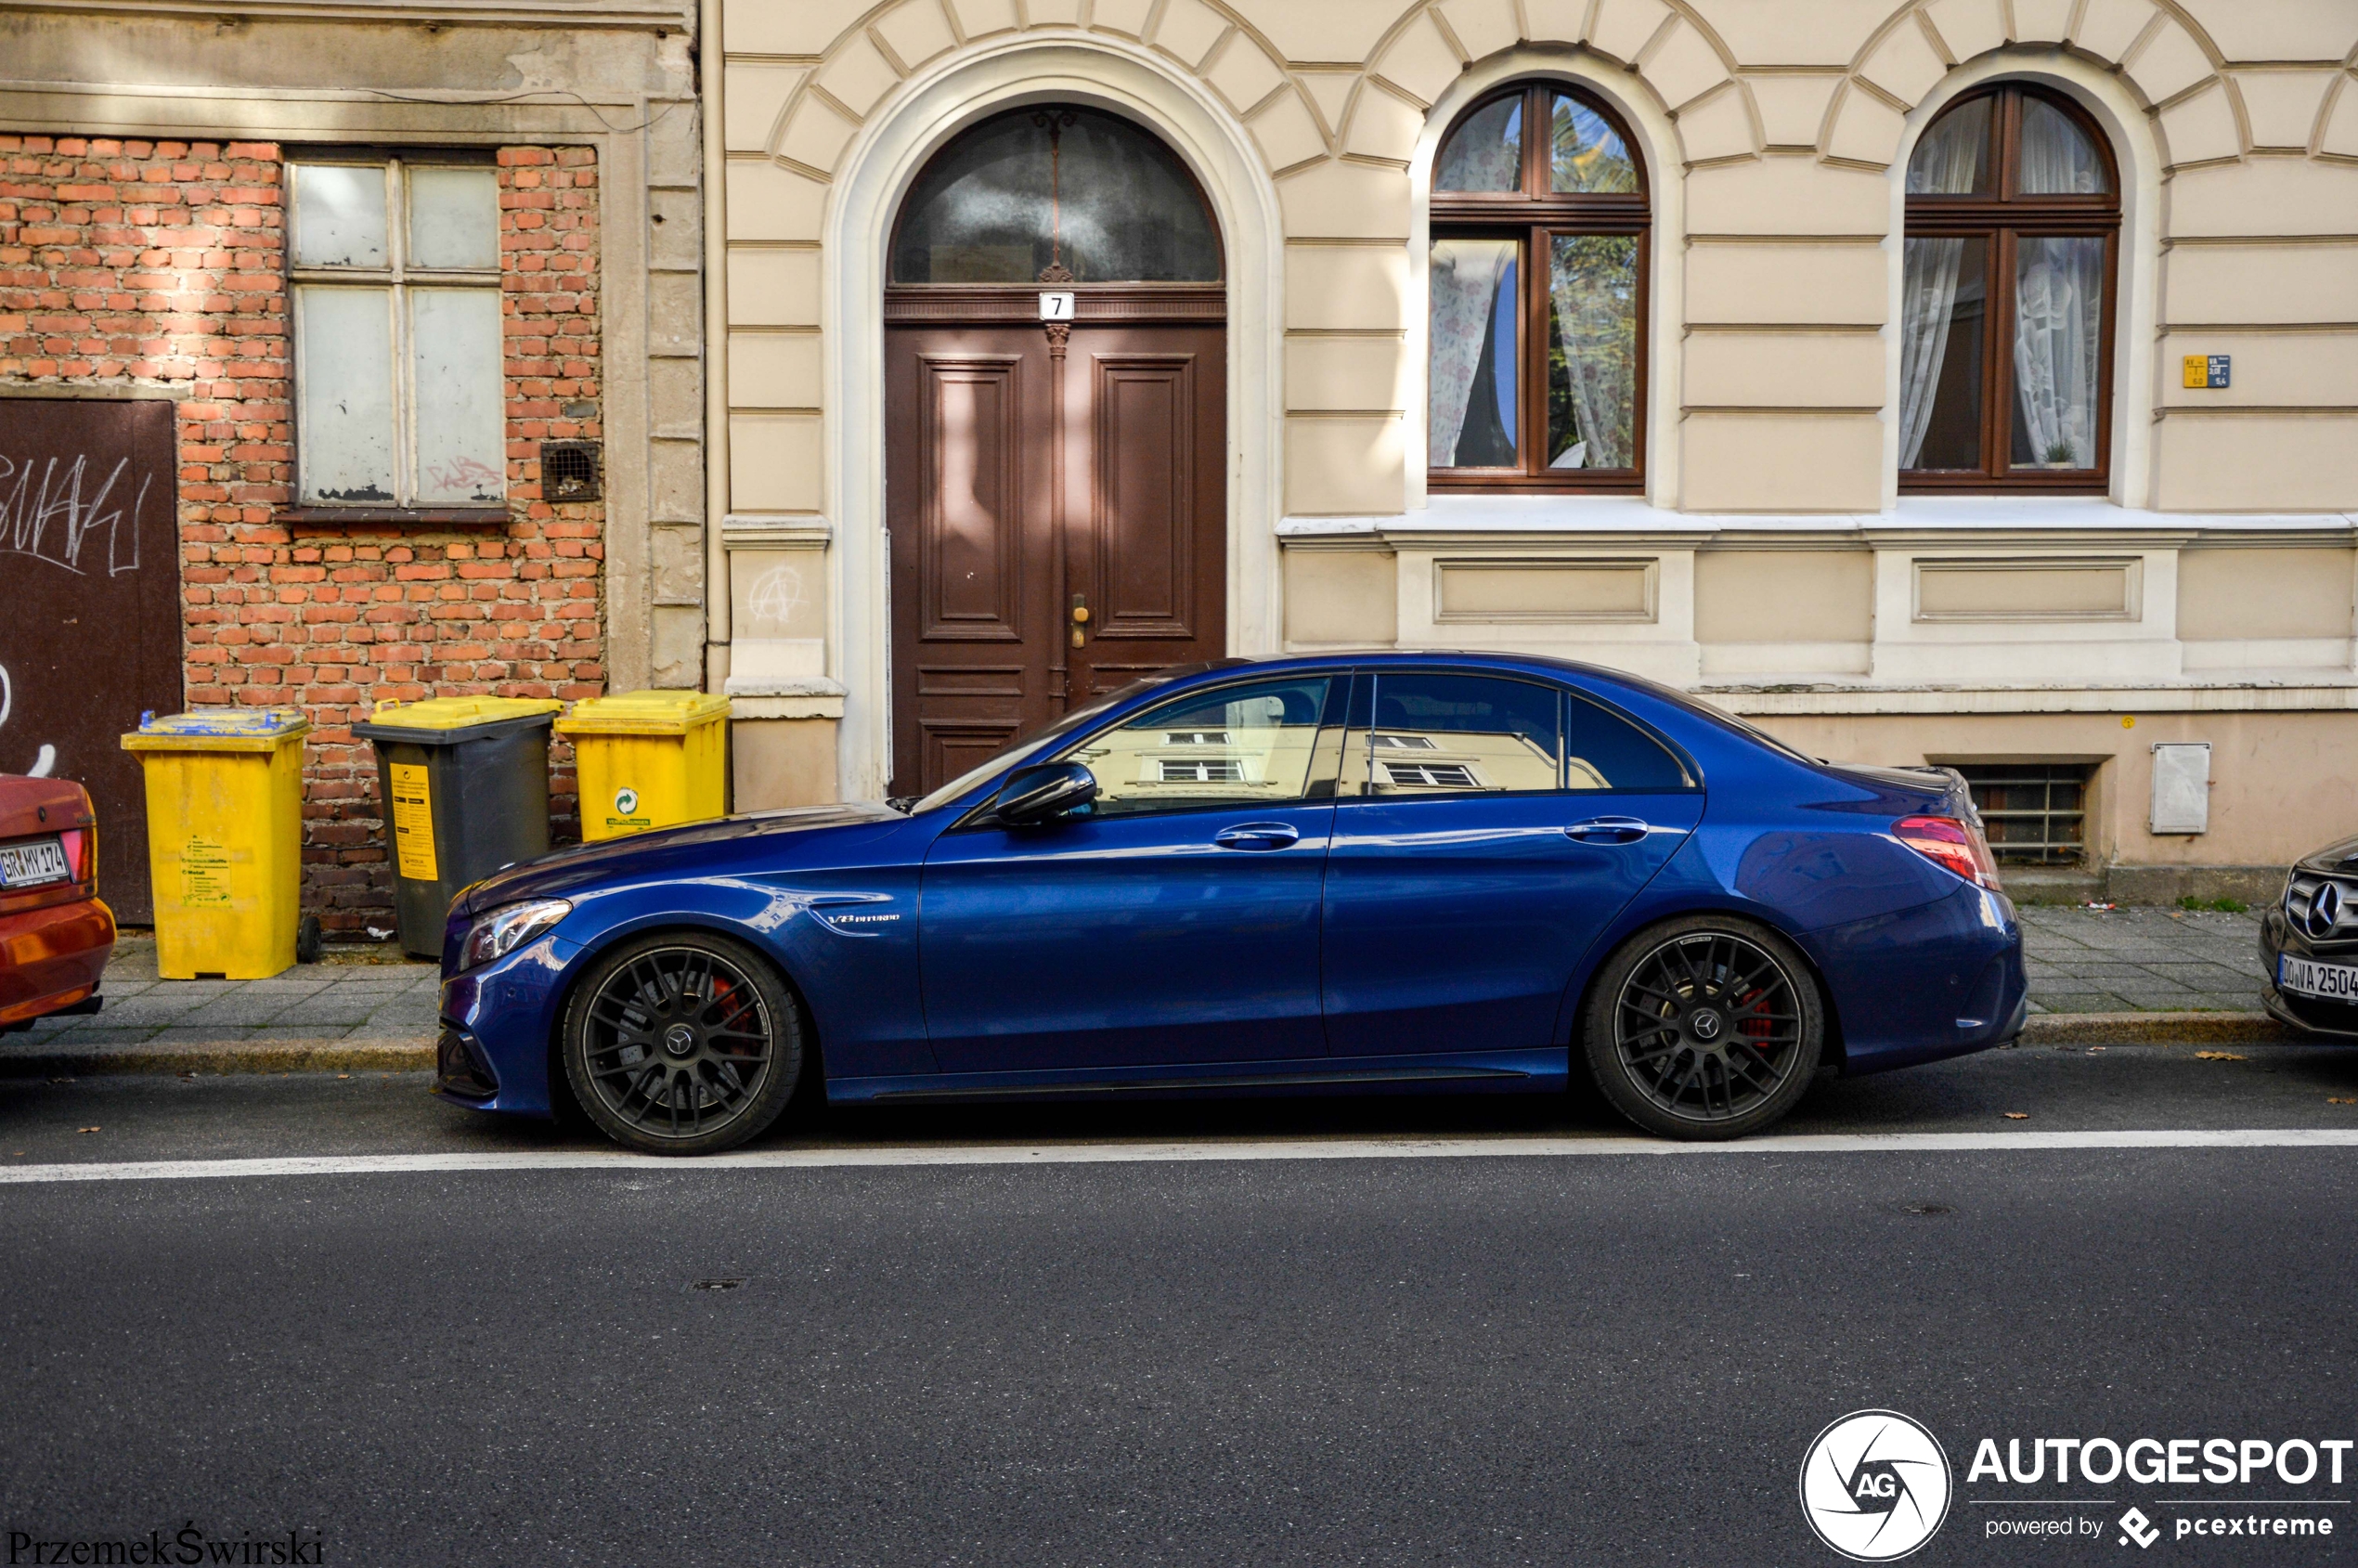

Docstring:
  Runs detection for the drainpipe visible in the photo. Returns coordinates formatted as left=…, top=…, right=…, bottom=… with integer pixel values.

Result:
left=700, top=0, right=731, bottom=693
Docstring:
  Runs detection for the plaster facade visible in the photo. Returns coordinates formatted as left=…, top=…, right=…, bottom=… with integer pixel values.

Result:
left=711, top=0, right=2358, bottom=888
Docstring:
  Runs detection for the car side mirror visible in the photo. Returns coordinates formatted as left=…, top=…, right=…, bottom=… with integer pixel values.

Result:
left=993, top=761, right=1098, bottom=828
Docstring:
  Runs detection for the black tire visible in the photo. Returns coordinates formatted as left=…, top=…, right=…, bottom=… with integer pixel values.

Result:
left=296, top=915, right=324, bottom=965
left=1581, top=914, right=1823, bottom=1141
left=561, top=931, right=805, bottom=1156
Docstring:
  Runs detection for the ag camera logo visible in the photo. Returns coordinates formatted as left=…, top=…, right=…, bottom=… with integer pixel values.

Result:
left=1801, top=1409, right=1953, bottom=1561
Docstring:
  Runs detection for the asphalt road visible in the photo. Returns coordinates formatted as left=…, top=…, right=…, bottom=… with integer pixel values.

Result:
left=4, top=1043, right=2357, bottom=1566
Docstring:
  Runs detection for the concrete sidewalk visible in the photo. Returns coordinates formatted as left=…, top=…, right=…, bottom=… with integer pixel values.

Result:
left=0, top=901, right=2294, bottom=1078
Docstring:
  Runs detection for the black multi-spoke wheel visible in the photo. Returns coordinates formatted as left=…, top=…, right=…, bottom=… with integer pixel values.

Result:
left=1581, top=916, right=1823, bottom=1140
left=561, top=932, right=804, bottom=1155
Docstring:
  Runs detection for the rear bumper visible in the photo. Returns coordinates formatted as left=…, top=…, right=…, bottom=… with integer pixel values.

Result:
left=0, top=897, right=116, bottom=1028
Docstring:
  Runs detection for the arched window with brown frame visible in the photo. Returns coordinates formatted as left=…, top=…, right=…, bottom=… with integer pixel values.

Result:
left=1428, top=83, right=1648, bottom=492
left=1900, top=84, right=2120, bottom=491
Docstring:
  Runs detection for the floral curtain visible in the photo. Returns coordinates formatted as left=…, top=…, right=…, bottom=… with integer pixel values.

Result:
left=1429, top=239, right=1514, bottom=467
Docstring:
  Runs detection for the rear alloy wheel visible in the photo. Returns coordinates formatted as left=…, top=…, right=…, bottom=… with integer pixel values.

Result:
left=1582, top=916, right=1822, bottom=1140
left=562, top=932, right=804, bottom=1155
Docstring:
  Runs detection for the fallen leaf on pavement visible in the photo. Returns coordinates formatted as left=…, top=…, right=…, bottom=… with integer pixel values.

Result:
left=2003, top=1112, right=2030, bottom=1120
left=2330, top=1097, right=2356, bottom=1106
left=337, top=1073, right=350, bottom=1080
left=2087, top=1046, right=2105, bottom=1054
left=75, top=1126, right=99, bottom=1134
left=2194, top=1051, right=2247, bottom=1061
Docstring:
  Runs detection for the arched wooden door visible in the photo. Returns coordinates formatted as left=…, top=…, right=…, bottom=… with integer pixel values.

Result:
left=884, top=107, right=1227, bottom=797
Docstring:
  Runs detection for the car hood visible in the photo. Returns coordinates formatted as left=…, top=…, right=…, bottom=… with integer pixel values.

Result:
left=450, top=803, right=904, bottom=918
left=2296, top=835, right=2358, bottom=875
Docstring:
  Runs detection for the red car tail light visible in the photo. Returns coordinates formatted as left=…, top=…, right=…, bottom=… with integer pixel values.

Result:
left=57, top=827, right=92, bottom=885
left=1894, top=814, right=2002, bottom=890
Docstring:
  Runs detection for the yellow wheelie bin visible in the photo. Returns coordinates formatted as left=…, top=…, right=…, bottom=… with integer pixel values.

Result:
left=122, top=707, right=314, bottom=979
left=555, top=691, right=732, bottom=841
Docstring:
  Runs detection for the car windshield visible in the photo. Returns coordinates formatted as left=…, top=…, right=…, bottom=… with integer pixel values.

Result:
left=905, top=667, right=1212, bottom=814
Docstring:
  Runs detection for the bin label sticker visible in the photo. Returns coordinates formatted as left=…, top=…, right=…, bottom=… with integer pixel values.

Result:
left=180, top=836, right=233, bottom=908
left=390, top=763, right=439, bottom=882
left=607, top=785, right=651, bottom=835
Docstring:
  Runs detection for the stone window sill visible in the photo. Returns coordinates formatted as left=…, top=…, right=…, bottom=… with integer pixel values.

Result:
left=277, top=505, right=510, bottom=526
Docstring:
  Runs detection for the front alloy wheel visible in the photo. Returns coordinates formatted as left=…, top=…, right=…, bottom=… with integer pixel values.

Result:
left=1583, top=916, right=1822, bottom=1140
left=562, top=932, right=804, bottom=1155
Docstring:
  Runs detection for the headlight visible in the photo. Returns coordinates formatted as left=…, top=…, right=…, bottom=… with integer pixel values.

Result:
left=457, top=898, right=572, bottom=972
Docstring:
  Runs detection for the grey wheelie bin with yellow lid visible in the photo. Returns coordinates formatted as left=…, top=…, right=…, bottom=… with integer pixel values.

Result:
left=352, top=696, right=561, bottom=958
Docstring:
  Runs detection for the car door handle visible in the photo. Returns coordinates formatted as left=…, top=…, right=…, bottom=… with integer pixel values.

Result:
left=1214, top=823, right=1301, bottom=850
left=1564, top=816, right=1651, bottom=845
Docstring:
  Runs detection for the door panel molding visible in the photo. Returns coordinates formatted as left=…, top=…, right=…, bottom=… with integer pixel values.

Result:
left=1090, top=353, right=1197, bottom=642
left=917, top=354, right=1025, bottom=644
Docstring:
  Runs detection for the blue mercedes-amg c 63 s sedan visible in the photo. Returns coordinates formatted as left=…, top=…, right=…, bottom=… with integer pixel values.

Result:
left=434, top=653, right=2026, bottom=1153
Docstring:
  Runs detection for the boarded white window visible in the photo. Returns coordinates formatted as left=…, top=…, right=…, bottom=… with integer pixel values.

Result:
left=291, top=156, right=503, bottom=507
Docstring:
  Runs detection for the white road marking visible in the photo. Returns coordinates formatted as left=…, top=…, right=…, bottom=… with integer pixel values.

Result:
left=2, top=1127, right=2356, bottom=1185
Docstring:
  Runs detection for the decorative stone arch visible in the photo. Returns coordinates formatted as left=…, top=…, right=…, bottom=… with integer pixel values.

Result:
left=1877, top=53, right=2165, bottom=507
left=1406, top=50, right=1691, bottom=509
left=817, top=33, right=1287, bottom=800
left=1826, top=0, right=2205, bottom=510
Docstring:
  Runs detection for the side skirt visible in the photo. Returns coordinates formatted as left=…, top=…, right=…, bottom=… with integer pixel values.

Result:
left=827, top=1048, right=1570, bottom=1105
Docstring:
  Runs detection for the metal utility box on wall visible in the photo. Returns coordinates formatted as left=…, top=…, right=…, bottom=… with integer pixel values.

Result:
left=2150, top=743, right=2211, bottom=835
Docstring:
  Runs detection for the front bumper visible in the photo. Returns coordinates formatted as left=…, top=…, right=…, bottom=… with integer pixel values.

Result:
left=435, top=933, right=579, bottom=1117
left=2259, top=907, right=2358, bottom=1041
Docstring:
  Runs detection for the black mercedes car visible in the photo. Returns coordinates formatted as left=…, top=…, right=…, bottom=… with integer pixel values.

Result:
left=2261, top=836, right=2358, bottom=1038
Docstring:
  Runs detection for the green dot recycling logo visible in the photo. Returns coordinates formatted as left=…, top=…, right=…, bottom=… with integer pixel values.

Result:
left=1801, top=1409, right=1954, bottom=1562
left=614, top=787, right=640, bottom=818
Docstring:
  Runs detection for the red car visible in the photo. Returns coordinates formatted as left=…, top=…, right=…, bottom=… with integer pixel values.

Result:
left=0, top=775, right=114, bottom=1033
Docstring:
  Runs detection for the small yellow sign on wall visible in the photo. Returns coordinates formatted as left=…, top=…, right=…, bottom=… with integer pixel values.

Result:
left=2183, top=354, right=2231, bottom=389
left=389, top=762, right=439, bottom=881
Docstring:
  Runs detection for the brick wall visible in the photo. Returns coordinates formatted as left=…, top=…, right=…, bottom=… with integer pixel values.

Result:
left=0, top=135, right=605, bottom=936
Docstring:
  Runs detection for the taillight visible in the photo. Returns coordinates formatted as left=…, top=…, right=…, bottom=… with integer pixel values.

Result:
left=1894, top=814, right=2001, bottom=890
left=57, top=827, right=92, bottom=884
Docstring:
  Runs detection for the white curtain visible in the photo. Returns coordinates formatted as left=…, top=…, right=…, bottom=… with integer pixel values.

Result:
left=1429, top=239, right=1513, bottom=467
left=2019, top=98, right=2107, bottom=194
left=2013, top=236, right=2105, bottom=467
left=1897, top=103, right=1989, bottom=467
left=1547, top=235, right=1636, bottom=469
left=1898, top=238, right=1967, bottom=468
left=1907, top=97, right=1989, bottom=194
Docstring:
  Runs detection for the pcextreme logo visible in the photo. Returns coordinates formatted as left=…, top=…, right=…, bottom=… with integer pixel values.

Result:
left=1801, top=1409, right=1954, bottom=1562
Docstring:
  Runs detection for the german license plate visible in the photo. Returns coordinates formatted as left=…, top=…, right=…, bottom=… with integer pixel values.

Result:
left=0, top=836, right=71, bottom=888
left=2280, top=953, right=2358, bottom=1002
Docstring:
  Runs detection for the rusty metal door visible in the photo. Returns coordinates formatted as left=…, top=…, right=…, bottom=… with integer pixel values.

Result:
left=0, top=398, right=183, bottom=923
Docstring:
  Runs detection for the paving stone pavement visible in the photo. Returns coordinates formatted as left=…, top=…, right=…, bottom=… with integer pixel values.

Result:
left=2016, top=903, right=2267, bottom=1014
left=0, top=902, right=2280, bottom=1074
left=4, top=934, right=440, bottom=1071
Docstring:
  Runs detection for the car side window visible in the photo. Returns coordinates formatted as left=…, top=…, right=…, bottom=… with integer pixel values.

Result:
left=1348, top=674, right=1562, bottom=797
left=1057, top=676, right=1337, bottom=819
left=1565, top=690, right=1694, bottom=790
